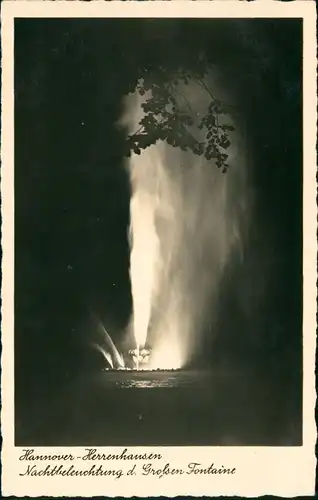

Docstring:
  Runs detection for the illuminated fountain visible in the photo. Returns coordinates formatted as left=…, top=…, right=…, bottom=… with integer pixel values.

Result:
left=128, top=348, right=151, bottom=370
left=89, top=316, right=125, bottom=370
left=118, top=73, right=249, bottom=372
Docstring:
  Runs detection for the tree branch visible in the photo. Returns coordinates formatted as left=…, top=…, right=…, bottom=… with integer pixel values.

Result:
left=168, top=84, right=193, bottom=115
left=130, top=115, right=166, bottom=141
left=195, top=77, right=218, bottom=102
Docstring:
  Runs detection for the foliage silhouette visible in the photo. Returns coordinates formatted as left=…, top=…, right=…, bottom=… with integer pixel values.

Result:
left=124, top=63, right=236, bottom=173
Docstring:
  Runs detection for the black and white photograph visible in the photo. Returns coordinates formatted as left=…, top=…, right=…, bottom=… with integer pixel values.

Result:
left=1, top=1, right=316, bottom=497
left=14, top=13, right=305, bottom=447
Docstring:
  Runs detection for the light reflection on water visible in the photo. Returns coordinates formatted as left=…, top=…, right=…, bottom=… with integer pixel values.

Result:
left=101, top=369, right=212, bottom=388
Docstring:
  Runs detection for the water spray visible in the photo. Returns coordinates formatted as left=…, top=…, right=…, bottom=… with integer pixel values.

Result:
left=122, top=74, right=249, bottom=371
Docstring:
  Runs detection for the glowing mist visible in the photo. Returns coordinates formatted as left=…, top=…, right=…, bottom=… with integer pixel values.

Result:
left=123, top=76, right=249, bottom=369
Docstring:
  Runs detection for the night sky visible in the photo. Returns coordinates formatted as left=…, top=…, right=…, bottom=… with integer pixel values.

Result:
left=15, top=19, right=302, bottom=413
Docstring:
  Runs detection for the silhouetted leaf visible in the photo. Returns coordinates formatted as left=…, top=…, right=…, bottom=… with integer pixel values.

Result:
left=125, top=67, right=236, bottom=172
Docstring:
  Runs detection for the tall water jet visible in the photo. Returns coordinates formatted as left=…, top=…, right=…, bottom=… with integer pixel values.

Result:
left=122, top=73, right=250, bottom=370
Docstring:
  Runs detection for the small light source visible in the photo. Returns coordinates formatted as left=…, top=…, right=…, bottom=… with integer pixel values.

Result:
left=128, top=348, right=151, bottom=369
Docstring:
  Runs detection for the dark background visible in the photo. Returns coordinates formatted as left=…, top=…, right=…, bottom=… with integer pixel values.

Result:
left=14, top=18, right=302, bottom=444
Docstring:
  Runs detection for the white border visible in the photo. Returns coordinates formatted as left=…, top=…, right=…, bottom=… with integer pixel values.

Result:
left=1, top=1, right=317, bottom=497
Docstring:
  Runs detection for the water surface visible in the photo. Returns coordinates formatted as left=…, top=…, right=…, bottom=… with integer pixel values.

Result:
left=16, top=367, right=302, bottom=447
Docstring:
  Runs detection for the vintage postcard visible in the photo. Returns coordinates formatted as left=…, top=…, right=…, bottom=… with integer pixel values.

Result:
left=1, top=0, right=317, bottom=497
